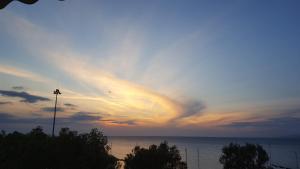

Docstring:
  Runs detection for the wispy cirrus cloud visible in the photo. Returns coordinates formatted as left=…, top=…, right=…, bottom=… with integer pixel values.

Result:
left=0, top=12, right=184, bottom=125
left=0, top=11, right=226, bottom=129
left=0, top=90, right=50, bottom=103
left=0, top=65, right=51, bottom=83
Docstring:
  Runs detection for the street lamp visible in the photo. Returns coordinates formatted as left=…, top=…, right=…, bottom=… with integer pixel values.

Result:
left=52, top=89, right=61, bottom=137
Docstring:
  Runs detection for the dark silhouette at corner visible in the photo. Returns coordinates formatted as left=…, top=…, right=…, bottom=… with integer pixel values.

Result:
left=0, top=126, right=119, bottom=169
left=0, top=0, right=64, bottom=9
left=0, top=0, right=38, bottom=9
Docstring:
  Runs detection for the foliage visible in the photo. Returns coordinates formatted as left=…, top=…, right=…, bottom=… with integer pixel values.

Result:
left=219, top=143, right=270, bottom=169
left=0, top=126, right=119, bottom=169
left=124, top=141, right=187, bottom=169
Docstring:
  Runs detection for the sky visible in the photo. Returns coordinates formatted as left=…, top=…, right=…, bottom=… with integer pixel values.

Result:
left=0, top=0, right=300, bottom=137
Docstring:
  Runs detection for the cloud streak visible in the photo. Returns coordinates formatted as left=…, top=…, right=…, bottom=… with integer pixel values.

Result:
left=0, top=12, right=183, bottom=125
left=0, top=65, right=51, bottom=83
left=69, top=112, right=102, bottom=122
left=0, top=112, right=102, bottom=125
left=109, top=120, right=136, bottom=126
left=180, top=100, right=206, bottom=118
left=0, top=90, right=50, bottom=103
left=64, top=103, right=77, bottom=107
left=0, top=101, right=12, bottom=105
left=224, top=117, right=300, bottom=129
left=12, top=86, right=25, bottom=90
left=41, top=107, right=64, bottom=112
left=0, top=11, right=236, bottom=129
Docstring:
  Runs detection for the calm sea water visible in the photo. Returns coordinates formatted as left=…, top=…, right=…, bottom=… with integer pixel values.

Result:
left=108, top=136, right=300, bottom=169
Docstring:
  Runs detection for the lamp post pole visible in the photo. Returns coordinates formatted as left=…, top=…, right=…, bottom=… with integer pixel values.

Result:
left=52, top=89, right=61, bottom=137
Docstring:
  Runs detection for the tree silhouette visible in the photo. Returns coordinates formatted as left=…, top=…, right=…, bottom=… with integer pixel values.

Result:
left=219, top=143, right=271, bottom=169
left=0, top=126, right=119, bottom=169
left=124, top=141, right=187, bottom=169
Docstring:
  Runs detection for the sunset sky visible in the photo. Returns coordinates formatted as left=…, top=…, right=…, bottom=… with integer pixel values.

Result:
left=0, top=0, right=300, bottom=137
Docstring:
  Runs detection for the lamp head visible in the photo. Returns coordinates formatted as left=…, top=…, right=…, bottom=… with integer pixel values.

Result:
left=53, top=89, right=61, bottom=95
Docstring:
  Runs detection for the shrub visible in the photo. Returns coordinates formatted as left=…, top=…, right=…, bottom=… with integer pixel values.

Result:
left=124, top=141, right=187, bottom=169
left=219, top=143, right=270, bottom=169
left=0, top=126, right=119, bottom=169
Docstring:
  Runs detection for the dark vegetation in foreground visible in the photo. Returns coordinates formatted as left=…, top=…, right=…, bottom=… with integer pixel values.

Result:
left=0, top=127, right=118, bottom=169
left=125, top=141, right=187, bottom=169
left=0, top=127, right=272, bottom=169
left=220, top=143, right=271, bottom=169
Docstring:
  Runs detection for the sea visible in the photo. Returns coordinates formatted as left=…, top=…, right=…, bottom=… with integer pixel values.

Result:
left=108, top=136, right=300, bottom=169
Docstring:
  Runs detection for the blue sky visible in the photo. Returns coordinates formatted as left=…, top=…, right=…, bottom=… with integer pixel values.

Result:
left=0, top=0, right=300, bottom=137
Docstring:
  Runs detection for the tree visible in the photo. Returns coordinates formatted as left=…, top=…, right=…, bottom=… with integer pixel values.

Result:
left=219, top=143, right=270, bottom=169
left=124, top=141, right=187, bottom=169
left=0, top=126, right=119, bottom=169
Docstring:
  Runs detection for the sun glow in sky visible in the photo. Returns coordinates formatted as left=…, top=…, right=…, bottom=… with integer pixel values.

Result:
left=0, top=0, right=300, bottom=137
